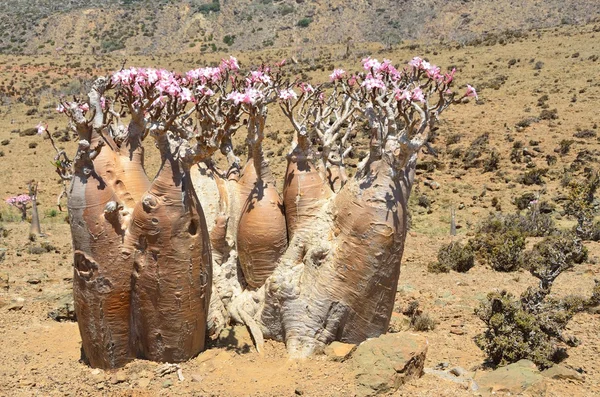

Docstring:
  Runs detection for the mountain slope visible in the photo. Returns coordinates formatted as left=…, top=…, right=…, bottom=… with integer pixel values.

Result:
left=0, top=0, right=599, bottom=55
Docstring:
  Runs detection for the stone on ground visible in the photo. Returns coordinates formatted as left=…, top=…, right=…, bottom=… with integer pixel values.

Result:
left=350, top=332, right=428, bottom=396
left=474, top=359, right=545, bottom=396
left=324, top=342, right=356, bottom=361
left=542, top=365, right=583, bottom=381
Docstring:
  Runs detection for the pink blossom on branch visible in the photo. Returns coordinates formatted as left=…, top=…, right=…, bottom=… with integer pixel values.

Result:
left=299, top=82, right=315, bottom=94
left=411, top=87, right=425, bottom=103
left=278, top=88, right=298, bottom=101
left=329, top=68, right=345, bottom=82
left=408, top=57, right=423, bottom=69
left=465, top=84, right=478, bottom=100
left=220, top=56, right=240, bottom=72
left=361, top=76, right=386, bottom=91
left=362, top=56, right=381, bottom=71
left=6, top=194, right=31, bottom=206
left=36, top=122, right=47, bottom=135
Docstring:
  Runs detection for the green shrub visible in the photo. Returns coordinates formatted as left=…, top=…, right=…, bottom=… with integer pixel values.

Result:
left=563, top=171, right=600, bottom=239
left=519, top=168, right=548, bottom=186
left=429, top=241, right=475, bottom=273
left=297, top=17, right=312, bottom=28
left=475, top=232, right=597, bottom=369
left=197, top=0, right=220, bottom=15
left=223, top=35, right=235, bottom=46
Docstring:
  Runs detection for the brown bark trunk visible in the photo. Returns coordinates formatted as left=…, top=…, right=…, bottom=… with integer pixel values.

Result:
left=70, top=133, right=133, bottom=369
left=127, top=135, right=211, bottom=363
left=236, top=155, right=287, bottom=288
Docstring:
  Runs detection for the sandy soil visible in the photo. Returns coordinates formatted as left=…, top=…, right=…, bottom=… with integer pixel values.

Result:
left=1, top=22, right=600, bottom=397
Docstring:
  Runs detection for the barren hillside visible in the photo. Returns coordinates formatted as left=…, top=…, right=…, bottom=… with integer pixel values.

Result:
left=0, top=0, right=599, bottom=55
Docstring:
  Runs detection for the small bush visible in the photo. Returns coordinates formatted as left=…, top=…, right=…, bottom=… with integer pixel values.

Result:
left=556, top=139, right=574, bottom=156
left=429, top=241, right=475, bottom=273
left=563, top=171, right=600, bottom=239
left=402, top=300, right=436, bottom=331
left=574, top=129, right=596, bottom=139
left=475, top=233, right=597, bottom=369
left=540, top=108, right=558, bottom=120
left=519, top=168, right=548, bottom=186
left=297, top=17, right=312, bottom=28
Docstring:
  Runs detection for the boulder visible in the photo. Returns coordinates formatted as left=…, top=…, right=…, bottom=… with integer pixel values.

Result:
left=542, top=365, right=583, bottom=381
left=324, top=342, right=356, bottom=361
left=350, top=332, right=428, bottom=396
left=474, top=359, right=545, bottom=396
left=48, top=293, right=76, bottom=321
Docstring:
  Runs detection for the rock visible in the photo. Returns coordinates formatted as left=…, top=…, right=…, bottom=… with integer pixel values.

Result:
left=190, top=374, right=203, bottom=383
left=27, top=278, right=41, bottom=285
left=294, top=387, right=304, bottom=395
left=0, top=248, right=6, bottom=262
left=137, top=378, right=151, bottom=388
left=324, top=342, right=356, bottom=361
left=48, top=293, right=76, bottom=321
left=110, top=373, right=127, bottom=384
left=351, top=332, right=428, bottom=396
left=423, top=180, right=440, bottom=190
left=162, top=380, right=173, bottom=388
left=474, top=359, right=545, bottom=396
left=449, top=367, right=468, bottom=377
left=388, top=312, right=411, bottom=333
left=542, top=365, right=583, bottom=381
left=7, top=297, right=24, bottom=311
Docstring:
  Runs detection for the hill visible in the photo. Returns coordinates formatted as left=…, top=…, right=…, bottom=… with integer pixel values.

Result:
left=0, top=0, right=599, bottom=55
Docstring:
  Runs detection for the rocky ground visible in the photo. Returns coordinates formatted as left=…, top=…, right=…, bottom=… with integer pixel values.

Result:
left=1, top=22, right=600, bottom=397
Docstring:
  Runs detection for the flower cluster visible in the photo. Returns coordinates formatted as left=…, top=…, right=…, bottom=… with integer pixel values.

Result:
left=6, top=194, right=31, bottom=206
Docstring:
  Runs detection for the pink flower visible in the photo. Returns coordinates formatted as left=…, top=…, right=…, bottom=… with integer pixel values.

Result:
left=466, top=84, right=478, bottom=100
left=132, top=83, right=144, bottom=97
left=276, top=59, right=286, bottom=67
left=411, top=87, right=425, bottom=103
left=408, top=57, right=423, bottom=69
left=279, top=88, right=298, bottom=101
left=242, top=88, right=263, bottom=104
left=79, top=103, right=90, bottom=113
left=100, top=97, right=106, bottom=110
left=151, top=96, right=167, bottom=108
left=377, top=59, right=400, bottom=80
left=226, top=91, right=244, bottom=105
left=425, top=65, right=441, bottom=80
left=196, top=85, right=215, bottom=97
left=56, top=104, right=65, bottom=113
left=329, top=68, right=345, bottom=82
left=36, top=122, right=47, bottom=135
left=444, top=68, right=456, bottom=84
left=6, top=194, right=31, bottom=205
left=180, top=87, right=193, bottom=103
left=299, top=82, right=315, bottom=94
left=361, top=76, right=386, bottom=91
left=220, top=56, right=240, bottom=72
left=362, top=56, right=381, bottom=71
left=248, top=71, right=271, bottom=85
left=394, top=89, right=411, bottom=101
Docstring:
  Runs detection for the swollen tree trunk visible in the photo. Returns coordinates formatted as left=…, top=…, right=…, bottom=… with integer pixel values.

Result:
left=126, top=135, right=211, bottom=362
left=67, top=79, right=211, bottom=369
left=201, top=147, right=417, bottom=357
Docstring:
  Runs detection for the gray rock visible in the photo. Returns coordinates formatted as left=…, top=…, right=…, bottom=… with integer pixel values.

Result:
left=542, top=365, right=583, bottom=381
left=48, top=293, right=76, bottom=321
left=474, top=359, right=545, bottom=396
left=351, top=332, right=427, bottom=396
